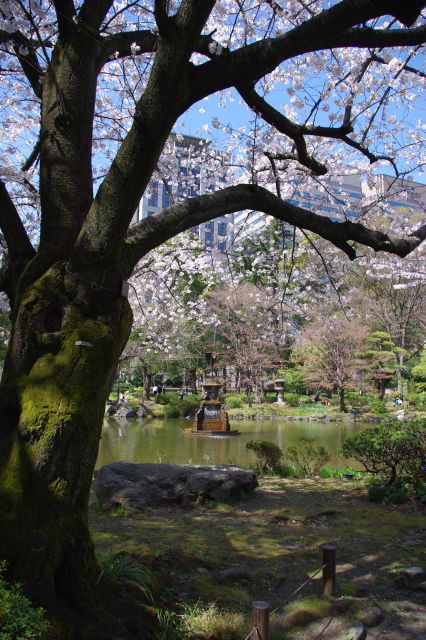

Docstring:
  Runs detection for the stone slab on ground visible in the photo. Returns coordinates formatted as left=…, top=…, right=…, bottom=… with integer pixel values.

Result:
left=93, top=462, right=258, bottom=510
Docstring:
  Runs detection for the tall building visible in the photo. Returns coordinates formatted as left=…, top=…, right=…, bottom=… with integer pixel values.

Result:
left=132, top=134, right=233, bottom=252
left=362, top=174, right=426, bottom=216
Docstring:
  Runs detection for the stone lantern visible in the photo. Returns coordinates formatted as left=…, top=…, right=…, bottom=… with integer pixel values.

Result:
left=189, top=382, right=239, bottom=436
left=274, top=378, right=285, bottom=403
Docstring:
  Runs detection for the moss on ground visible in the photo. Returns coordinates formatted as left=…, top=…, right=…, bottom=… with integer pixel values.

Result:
left=90, top=477, right=426, bottom=639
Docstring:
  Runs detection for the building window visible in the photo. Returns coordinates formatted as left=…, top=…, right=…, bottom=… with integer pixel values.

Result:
left=162, top=188, right=171, bottom=208
left=218, top=222, right=227, bottom=237
left=148, top=182, right=158, bottom=207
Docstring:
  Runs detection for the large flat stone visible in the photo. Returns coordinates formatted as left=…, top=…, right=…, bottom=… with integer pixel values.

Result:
left=93, top=462, right=258, bottom=510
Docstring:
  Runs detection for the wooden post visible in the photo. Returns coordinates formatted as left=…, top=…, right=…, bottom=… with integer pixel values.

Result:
left=322, top=544, right=336, bottom=596
left=252, top=601, right=270, bottom=640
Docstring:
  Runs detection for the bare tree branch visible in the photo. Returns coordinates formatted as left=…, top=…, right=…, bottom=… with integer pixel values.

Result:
left=238, top=84, right=329, bottom=175
left=100, top=30, right=158, bottom=62
left=123, top=184, right=426, bottom=271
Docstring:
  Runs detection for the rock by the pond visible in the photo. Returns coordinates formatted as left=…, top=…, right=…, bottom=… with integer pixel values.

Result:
left=106, top=400, right=142, bottom=419
left=396, top=410, right=417, bottom=421
left=93, top=462, right=258, bottom=510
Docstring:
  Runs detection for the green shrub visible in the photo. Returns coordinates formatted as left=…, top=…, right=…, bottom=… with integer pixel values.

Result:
left=286, top=438, right=330, bottom=477
left=345, top=392, right=370, bottom=408
left=283, top=392, right=299, bottom=407
left=273, top=463, right=301, bottom=478
left=341, top=418, right=426, bottom=485
left=414, top=392, right=426, bottom=410
left=163, top=402, right=180, bottom=418
left=370, top=398, right=387, bottom=415
left=246, top=440, right=282, bottom=472
left=155, top=393, right=176, bottom=405
left=367, top=480, right=409, bottom=504
left=179, top=396, right=200, bottom=417
left=0, top=560, right=49, bottom=639
left=225, top=395, right=244, bottom=409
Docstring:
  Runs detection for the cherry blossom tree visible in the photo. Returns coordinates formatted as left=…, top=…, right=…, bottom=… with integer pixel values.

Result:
left=209, top=282, right=284, bottom=399
left=296, top=314, right=369, bottom=411
left=0, top=0, right=425, bottom=635
left=127, top=232, right=223, bottom=395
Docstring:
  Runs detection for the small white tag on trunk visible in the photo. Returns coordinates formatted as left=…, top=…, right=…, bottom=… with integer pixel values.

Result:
left=75, top=340, right=93, bottom=348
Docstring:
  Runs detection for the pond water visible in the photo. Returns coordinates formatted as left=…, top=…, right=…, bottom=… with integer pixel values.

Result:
left=97, top=417, right=367, bottom=470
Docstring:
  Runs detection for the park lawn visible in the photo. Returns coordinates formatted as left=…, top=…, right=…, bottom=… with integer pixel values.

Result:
left=90, top=477, right=426, bottom=639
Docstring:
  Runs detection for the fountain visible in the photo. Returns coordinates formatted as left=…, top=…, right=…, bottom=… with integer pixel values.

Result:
left=185, top=382, right=240, bottom=436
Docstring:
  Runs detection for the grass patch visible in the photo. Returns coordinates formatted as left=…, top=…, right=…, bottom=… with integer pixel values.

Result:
left=180, top=601, right=247, bottom=639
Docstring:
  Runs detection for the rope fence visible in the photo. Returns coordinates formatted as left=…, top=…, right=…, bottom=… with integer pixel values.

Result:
left=242, top=544, right=337, bottom=640
left=241, top=537, right=411, bottom=639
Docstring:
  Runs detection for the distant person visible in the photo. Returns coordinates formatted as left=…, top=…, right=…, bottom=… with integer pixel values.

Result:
left=152, top=385, right=158, bottom=396
left=119, top=392, right=125, bottom=402
left=157, top=385, right=163, bottom=395
left=179, top=388, right=185, bottom=400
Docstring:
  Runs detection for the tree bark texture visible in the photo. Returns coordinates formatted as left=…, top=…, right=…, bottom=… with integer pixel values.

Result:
left=0, top=261, right=132, bottom=634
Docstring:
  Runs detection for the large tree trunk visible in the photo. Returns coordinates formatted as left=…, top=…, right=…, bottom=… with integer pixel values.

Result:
left=188, top=367, right=197, bottom=394
left=338, top=386, right=346, bottom=412
left=142, top=364, right=152, bottom=401
left=0, top=262, right=133, bottom=636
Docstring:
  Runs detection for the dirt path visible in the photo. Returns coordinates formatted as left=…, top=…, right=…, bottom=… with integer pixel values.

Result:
left=90, top=477, right=426, bottom=638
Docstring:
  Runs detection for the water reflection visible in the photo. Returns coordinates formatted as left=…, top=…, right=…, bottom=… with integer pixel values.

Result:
left=97, top=417, right=366, bottom=469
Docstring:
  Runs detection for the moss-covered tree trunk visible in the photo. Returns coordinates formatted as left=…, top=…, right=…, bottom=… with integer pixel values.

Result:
left=0, top=262, right=133, bottom=634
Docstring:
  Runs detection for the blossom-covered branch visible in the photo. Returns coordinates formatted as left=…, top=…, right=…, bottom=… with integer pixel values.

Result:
left=123, top=184, right=426, bottom=271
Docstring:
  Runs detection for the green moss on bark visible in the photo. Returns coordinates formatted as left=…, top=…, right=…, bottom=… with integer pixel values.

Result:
left=0, top=263, right=133, bottom=616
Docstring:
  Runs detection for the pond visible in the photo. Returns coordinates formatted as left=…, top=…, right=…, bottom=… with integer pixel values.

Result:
left=96, top=417, right=367, bottom=470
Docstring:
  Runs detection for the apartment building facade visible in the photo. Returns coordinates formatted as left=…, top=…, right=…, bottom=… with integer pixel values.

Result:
left=132, top=134, right=233, bottom=252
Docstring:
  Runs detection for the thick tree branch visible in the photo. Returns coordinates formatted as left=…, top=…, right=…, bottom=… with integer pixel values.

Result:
left=122, top=185, right=426, bottom=272
left=100, top=30, right=158, bottom=62
left=78, top=0, right=114, bottom=31
left=0, top=180, right=35, bottom=261
left=53, top=0, right=76, bottom=38
left=175, top=0, right=216, bottom=39
left=238, top=84, right=330, bottom=175
left=190, top=0, right=426, bottom=103
left=0, top=180, right=36, bottom=302
left=0, top=30, right=44, bottom=98
left=154, top=0, right=171, bottom=35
